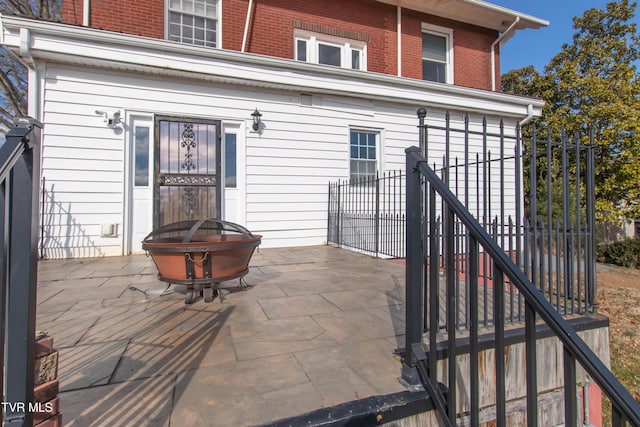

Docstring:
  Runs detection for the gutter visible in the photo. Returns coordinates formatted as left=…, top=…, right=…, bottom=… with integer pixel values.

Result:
left=519, top=103, right=534, bottom=127
left=0, top=16, right=544, bottom=117
left=491, top=16, right=519, bottom=92
left=397, top=3, right=402, bottom=77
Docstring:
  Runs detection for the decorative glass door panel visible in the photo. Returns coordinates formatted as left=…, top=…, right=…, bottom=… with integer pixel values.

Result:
left=155, top=117, right=221, bottom=227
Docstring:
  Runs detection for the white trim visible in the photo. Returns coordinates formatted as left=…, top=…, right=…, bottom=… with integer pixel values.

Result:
left=124, top=112, right=154, bottom=255
left=421, top=23, right=454, bottom=84
left=164, top=0, right=220, bottom=48
left=222, top=122, right=246, bottom=225
left=373, top=0, right=548, bottom=32
left=293, top=29, right=368, bottom=71
left=397, top=5, right=402, bottom=77
left=348, top=127, right=385, bottom=179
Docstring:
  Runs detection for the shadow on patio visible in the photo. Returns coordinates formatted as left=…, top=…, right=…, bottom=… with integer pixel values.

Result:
left=36, top=246, right=407, bottom=426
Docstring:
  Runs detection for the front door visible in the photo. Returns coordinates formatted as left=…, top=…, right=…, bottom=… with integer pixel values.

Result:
left=154, top=117, right=221, bottom=227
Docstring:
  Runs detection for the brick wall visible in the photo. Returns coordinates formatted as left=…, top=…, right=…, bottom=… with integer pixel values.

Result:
left=401, top=8, right=498, bottom=90
left=62, top=0, right=164, bottom=38
left=61, top=0, right=500, bottom=90
left=223, top=0, right=397, bottom=75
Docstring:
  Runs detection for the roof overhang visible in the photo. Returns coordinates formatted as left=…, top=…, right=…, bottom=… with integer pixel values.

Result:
left=376, top=0, right=548, bottom=32
left=0, top=15, right=544, bottom=119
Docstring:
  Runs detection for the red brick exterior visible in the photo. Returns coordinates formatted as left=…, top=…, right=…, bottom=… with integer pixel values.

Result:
left=62, top=0, right=164, bottom=38
left=61, top=0, right=499, bottom=90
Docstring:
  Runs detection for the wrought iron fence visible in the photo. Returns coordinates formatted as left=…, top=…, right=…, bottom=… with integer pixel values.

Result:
left=327, top=111, right=597, bottom=319
left=327, top=170, right=405, bottom=258
left=0, top=118, right=42, bottom=426
left=402, top=140, right=640, bottom=427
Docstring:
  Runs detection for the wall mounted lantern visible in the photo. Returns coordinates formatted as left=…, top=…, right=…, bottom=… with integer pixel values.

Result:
left=251, top=108, right=262, bottom=131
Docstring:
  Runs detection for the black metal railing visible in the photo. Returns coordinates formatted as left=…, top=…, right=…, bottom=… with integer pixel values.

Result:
left=328, top=111, right=597, bottom=319
left=327, top=170, right=405, bottom=258
left=0, top=118, right=42, bottom=427
left=402, top=141, right=640, bottom=426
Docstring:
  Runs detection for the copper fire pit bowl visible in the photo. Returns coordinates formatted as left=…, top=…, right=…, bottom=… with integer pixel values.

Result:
left=142, top=219, right=261, bottom=303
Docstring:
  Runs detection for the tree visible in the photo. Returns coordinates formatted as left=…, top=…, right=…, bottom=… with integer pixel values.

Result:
left=502, top=0, right=640, bottom=224
left=0, top=0, right=61, bottom=131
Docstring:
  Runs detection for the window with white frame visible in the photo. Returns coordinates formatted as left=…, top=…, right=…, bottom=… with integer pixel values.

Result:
left=422, top=24, right=453, bottom=84
left=167, top=0, right=218, bottom=47
left=349, top=130, right=379, bottom=182
left=295, top=31, right=366, bottom=71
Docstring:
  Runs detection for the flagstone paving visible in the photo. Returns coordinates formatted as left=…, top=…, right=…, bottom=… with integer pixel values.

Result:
left=36, top=246, right=408, bottom=426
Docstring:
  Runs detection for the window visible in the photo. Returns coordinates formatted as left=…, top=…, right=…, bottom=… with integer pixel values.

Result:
left=134, top=126, right=150, bottom=187
left=224, top=133, right=237, bottom=188
left=422, top=24, right=453, bottom=84
left=168, top=0, right=218, bottom=47
left=295, top=31, right=366, bottom=71
left=350, top=130, right=378, bottom=181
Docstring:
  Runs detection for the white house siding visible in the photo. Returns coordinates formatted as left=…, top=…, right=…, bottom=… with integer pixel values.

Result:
left=37, top=63, right=523, bottom=258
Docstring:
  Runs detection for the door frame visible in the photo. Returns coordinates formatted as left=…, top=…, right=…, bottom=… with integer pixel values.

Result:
left=153, top=116, right=222, bottom=229
left=124, top=113, right=155, bottom=255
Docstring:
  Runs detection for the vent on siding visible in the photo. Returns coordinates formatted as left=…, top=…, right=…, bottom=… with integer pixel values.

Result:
left=101, top=224, right=118, bottom=237
left=300, top=93, right=313, bottom=106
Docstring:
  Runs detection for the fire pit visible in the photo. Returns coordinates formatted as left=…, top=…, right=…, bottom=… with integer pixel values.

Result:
left=142, top=219, right=261, bottom=303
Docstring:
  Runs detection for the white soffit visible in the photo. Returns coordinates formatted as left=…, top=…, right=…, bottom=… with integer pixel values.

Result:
left=376, top=0, right=548, bottom=31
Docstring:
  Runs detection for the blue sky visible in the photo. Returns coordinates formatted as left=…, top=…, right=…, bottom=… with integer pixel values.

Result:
left=493, top=1, right=640, bottom=73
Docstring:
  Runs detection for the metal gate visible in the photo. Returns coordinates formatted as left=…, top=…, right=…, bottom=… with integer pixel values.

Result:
left=154, top=117, right=221, bottom=227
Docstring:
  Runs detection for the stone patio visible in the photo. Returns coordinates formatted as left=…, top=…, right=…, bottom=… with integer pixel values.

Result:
left=36, top=245, right=408, bottom=426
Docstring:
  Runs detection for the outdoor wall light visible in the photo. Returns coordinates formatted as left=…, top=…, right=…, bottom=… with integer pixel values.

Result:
left=251, top=108, right=262, bottom=131
left=95, top=109, right=121, bottom=128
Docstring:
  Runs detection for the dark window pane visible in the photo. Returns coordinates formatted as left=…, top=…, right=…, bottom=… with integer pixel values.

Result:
left=318, top=44, right=341, bottom=66
left=422, top=32, right=447, bottom=61
left=134, top=127, right=150, bottom=186
left=351, top=50, right=361, bottom=70
left=423, top=60, right=446, bottom=83
left=297, top=40, right=307, bottom=61
left=224, top=133, right=237, bottom=188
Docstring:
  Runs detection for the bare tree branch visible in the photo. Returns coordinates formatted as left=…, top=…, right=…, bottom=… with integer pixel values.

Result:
left=0, top=1, right=60, bottom=132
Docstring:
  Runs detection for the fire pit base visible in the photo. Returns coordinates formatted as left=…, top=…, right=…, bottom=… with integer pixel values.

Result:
left=142, top=219, right=262, bottom=304
left=173, top=279, right=252, bottom=304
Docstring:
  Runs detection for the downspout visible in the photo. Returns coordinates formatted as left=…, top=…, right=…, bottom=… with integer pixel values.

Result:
left=397, top=3, right=402, bottom=76
left=83, top=0, right=90, bottom=26
left=19, top=28, right=40, bottom=121
left=241, top=0, right=254, bottom=53
left=519, top=103, right=534, bottom=127
left=491, top=16, right=519, bottom=91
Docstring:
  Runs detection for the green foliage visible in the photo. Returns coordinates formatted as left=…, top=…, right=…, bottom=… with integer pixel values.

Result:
left=597, top=238, right=640, bottom=268
left=502, top=0, right=640, bottom=224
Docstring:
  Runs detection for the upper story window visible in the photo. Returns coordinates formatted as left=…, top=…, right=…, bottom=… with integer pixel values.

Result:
left=295, top=30, right=366, bottom=71
left=167, top=0, right=218, bottom=47
left=422, top=24, right=453, bottom=84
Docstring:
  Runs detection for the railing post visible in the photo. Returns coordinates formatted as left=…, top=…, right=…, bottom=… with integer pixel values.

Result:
left=337, top=180, right=342, bottom=248
left=586, top=127, right=596, bottom=310
left=375, top=172, right=380, bottom=256
left=4, top=118, right=42, bottom=427
left=402, top=147, right=424, bottom=388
